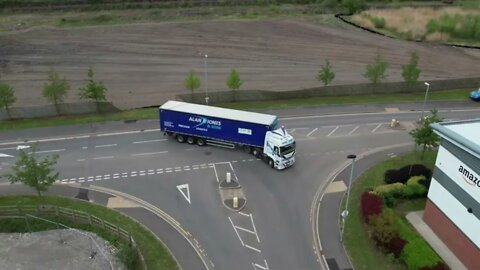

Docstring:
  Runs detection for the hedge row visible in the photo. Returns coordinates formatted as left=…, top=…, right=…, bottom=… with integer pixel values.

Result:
left=375, top=176, right=428, bottom=207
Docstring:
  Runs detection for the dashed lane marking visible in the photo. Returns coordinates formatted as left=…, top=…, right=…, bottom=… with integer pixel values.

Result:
left=95, top=144, right=117, bottom=148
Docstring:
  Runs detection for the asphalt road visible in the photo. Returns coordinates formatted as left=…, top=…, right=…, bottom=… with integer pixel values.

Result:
left=0, top=103, right=479, bottom=270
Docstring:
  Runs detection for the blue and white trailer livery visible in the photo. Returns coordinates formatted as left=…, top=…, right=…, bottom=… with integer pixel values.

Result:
left=159, top=101, right=295, bottom=170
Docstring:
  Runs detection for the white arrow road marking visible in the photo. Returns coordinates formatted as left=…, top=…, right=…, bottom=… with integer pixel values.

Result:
left=0, top=153, right=13, bottom=158
left=176, top=184, right=191, bottom=204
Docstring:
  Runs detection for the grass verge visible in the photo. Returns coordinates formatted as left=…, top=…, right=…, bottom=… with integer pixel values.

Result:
left=0, top=89, right=472, bottom=132
left=343, top=150, right=437, bottom=270
left=0, top=195, right=178, bottom=270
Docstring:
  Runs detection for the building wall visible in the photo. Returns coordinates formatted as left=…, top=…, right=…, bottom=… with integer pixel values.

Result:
left=424, top=199, right=480, bottom=270
left=423, top=143, right=480, bottom=270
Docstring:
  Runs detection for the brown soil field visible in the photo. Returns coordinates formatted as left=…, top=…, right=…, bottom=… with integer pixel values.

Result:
left=0, top=18, right=479, bottom=109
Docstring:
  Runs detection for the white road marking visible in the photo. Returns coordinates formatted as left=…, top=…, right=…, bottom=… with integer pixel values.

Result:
left=95, top=144, right=117, bottom=148
left=133, top=139, right=167, bottom=144
left=0, top=153, right=13, bottom=157
left=234, top=226, right=256, bottom=234
left=250, top=214, right=261, bottom=243
left=174, top=167, right=181, bottom=172
left=306, top=128, right=318, bottom=137
left=82, top=146, right=88, bottom=149
left=131, top=151, right=168, bottom=157
left=228, top=216, right=244, bottom=246
left=156, top=169, right=163, bottom=173
left=245, top=244, right=261, bottom=253
left=176, top=184, right=191, bottom=204
left=348, top=126, right=359, bottom=135
left=254, top=260, right=269, bottom=270
left=97, top=129, right=158, bottom=137
left=327, top=126, right=339, bottom=137
left=36, top=149, right=65, bottom=154
left=371, top=123, right=382, bottom=133
left=212, top=164, right=220, bottom=183
left=78, top=180, right=85, bottom=183
left=239, top=211, right=250, bottom=217
left=93, top=156, right=114, bottom=160
left=77, top=159, right=85, bottom=162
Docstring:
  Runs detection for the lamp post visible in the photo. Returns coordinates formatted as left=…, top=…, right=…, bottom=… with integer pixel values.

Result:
left=340, top=154, right=357, bottom=242
left=204, top=54, right=209, bottom=105
left=420, top=82, right=430, bottom=122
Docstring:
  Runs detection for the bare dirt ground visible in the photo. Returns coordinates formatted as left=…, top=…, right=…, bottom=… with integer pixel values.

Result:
left=0, top=17, right=479, bottom=109
left=0, top=229, right=122, bottom=270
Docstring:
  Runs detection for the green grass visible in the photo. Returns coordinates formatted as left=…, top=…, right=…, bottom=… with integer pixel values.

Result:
left=218, top=88, right=471, bottom=110
left=0, top=107, right=157, bottom=131
left=0, top=195, right=179, bottom=270
left=0, top=88, right=471, bottom=132
left=343, top=150, right=437, bottom=270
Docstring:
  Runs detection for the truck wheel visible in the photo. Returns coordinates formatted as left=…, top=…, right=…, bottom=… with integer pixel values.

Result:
left=252, top=148, right=261, bottom=157
left=176, top=134, right=185, bottom=143
left=187, top=137, right=195, bottom=144
left=268, top=158, right=274, bottom=168
left=197, top=138, right=206, bottom=146
left=243, top=145, right=251, bottom=154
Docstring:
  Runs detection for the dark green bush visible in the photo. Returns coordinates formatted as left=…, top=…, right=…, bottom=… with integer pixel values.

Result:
left=117, top=244, right=141, bottom=270
left=341, top=0, right=365, bottom=14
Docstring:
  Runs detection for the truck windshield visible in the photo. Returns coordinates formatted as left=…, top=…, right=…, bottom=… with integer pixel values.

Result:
left=280, top=142, right=295, bottom=155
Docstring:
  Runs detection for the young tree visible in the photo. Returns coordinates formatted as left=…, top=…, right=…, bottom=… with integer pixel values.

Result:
left=402, top=52, right=421, bottom=85
left=0, top=82, right=16, bottom=119
left=43, top=69, right=69, bottom=115
left=364, top=52, right=389, bottom=84
left=184, top=70, right=201, bottom=101
left=317, top=60, right=335, bottom=86
left=226, top=69, right=243, bottom=102
left=409, top=109, right=443, bottom=159
left=3, top=145, right=59, bottom=196
left=78, top=67, right=108, bottom=113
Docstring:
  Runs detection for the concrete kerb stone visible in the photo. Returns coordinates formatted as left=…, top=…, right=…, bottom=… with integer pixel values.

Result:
left=313, top=142, right=414, bottom=270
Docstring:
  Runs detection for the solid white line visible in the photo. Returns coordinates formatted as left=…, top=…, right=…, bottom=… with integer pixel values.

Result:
left=78, top=177, right=84, bottom=181
left=371, top=123, right=382, bottom=133
left=234, top=226, right=256, bottom=235
left=348, top=126, right=359, bottom=135
left=250, top=214, right=261, bottom=243
left=254, top=263, right=267, bottom=270
left=93, top=156, right=114, bottom=160
left=228, top=217, right=244, bottom=246
left=289, top=128, right=296, bottom=133
left=212, top=164, right=220, bottom=183
left=131, top=151, right=168, bottom=157
left=78, top=180, right=85, bottom=183
left=104, top=174, right=110, bottom=178
left=95, top=144, right=117, bottom=148
left=113, top=173, right=119, bottom=177
left=97, top=129, right=158, bottom=137
left=306, top=128, right=318, bottom=137
left=244, top=244, right=261, bottom=253
left=113, top=176, right=120, bottom=179
left=327, top=126, right=339, bottom=137
left=0, top=147, right=16, bottom=150
left=36, top=149, right=65, bottom=154
left=239, top=211, right=250, bottom=217
left=148, top=170, right=154, bottom=173
left=133, top=139, right=167, bottom=144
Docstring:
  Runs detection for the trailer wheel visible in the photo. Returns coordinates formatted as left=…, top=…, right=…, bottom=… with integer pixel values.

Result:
left=187, top=137, right=195, bottom=144
left=197, top=138, right=206, bottom=146
left=176, top=134, right=185, bottom=143
left=243, top=145, right=251, bottom=154
left=268, top=158, right=274, bottom=168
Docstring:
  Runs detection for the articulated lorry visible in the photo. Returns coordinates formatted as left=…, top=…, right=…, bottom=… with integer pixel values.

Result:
left=159, top=101, right=296, bottom=170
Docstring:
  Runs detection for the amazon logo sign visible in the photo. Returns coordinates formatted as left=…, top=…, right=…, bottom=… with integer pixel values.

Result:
left=459, top=165, right=480, bottom=188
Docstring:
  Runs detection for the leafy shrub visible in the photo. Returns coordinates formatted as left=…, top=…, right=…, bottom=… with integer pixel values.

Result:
left=401, top=176, right=428, bottom=199
left=427, top=13, right=480, bottom=40
left=387, top=235, right=407, bottom=258
left=375, top=182, right=404, bottom=195
left=371, top=16, right=386, bottom=29
left=369, top=209, right=396, bottom=247
left=341, top=0, right=365, bottom=14
left=360, top=192, right=383, bottom=224
left=384, top=164, right=432, bottom=185
left=395, top=215, right=443, bottom=269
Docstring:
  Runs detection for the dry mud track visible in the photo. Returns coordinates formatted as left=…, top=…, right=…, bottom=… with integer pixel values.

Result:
left=1, top=18, right=478, bottom=109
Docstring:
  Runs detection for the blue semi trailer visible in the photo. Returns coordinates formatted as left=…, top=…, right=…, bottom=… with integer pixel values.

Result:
left=159, top=101, right=296, bottom=170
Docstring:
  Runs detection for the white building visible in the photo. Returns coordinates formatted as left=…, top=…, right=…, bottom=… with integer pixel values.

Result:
left=424, top=119, right=480, bottom=270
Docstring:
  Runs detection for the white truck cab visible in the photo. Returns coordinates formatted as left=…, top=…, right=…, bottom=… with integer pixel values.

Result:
left=263, top=127, right=296, bottom=170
